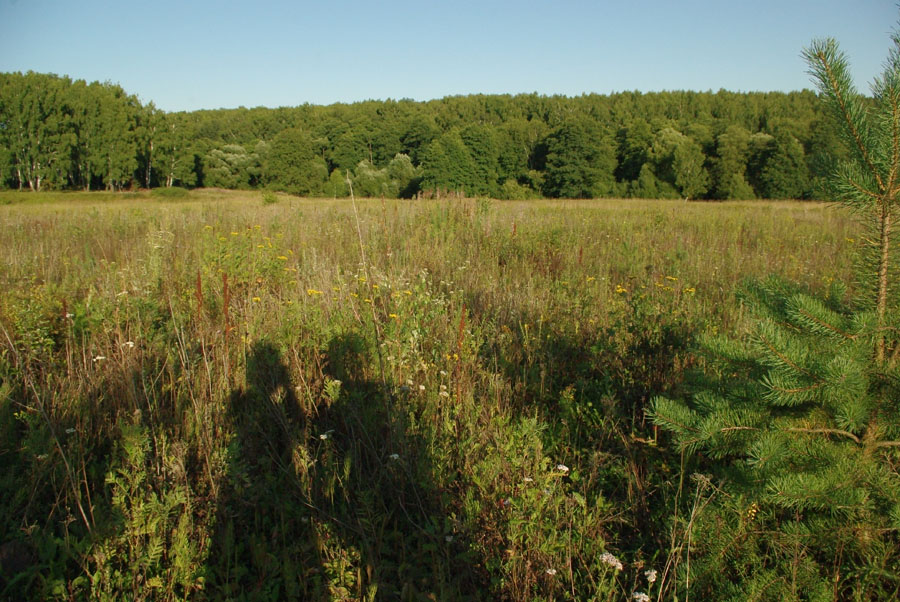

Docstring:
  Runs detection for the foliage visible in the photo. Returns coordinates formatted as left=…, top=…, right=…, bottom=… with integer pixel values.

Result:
left=650, top=29, right=900, bottom=599
left=0, top=190, right=855, bottom=599
left=0, top=72, right=846, bottom=199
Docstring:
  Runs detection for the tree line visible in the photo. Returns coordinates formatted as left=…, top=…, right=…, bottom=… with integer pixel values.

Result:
left=0, top=71, right=846, bottom=199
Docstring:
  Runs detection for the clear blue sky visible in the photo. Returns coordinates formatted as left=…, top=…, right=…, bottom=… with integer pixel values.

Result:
left=0, top=0, right=895, bottom=112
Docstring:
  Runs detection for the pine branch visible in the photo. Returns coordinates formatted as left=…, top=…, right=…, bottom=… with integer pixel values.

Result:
left=809, top=41, right=885, bottom=191
left=785, top=427, right=861, bottom=444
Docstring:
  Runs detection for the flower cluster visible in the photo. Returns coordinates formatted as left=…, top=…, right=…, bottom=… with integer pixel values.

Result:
left=599, top=552, right=623, bottom=571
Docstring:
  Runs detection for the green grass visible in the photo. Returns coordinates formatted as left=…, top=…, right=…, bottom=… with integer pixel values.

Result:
left=0, top=190, right=855, bottom=600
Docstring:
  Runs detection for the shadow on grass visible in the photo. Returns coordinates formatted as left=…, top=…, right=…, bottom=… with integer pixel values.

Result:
left=208, top=337, right=486, bottom=600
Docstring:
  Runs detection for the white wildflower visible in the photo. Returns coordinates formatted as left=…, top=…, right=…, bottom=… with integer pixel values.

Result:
left=444, top=535, right=454, bottom=543
left=388, top=453, right=400, bottom=460
left=632, top=593, right=650, bottom=602
left=545, top=568, right=557, bottom=576
left=418, top=384, right=426, bottom=391
left=122, top=341, right=135, bottom=348
left=65, top=428, right=76, bottom=435
left=600, top=552, right=623, bottom=571
left=92, top=355, right=106, bottom=362
left=524, top=476, right=534, bottom=483
left=555, top=464, right=569, bottom=473
left=644, top=568, right=657, bottom=584
left=439, top=370, right=448, bottom=376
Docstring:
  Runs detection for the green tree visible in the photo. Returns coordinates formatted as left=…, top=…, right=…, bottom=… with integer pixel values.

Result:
left=673, top=136, right=710, bottom=200
left=460, top=123, right=500, bottom=196
left=204, top=144, right=255, bottom=189
left=759, top=132, right=811, bottom=199
left=420, top=130, right=477, bottom=195
left=542, top=118, right=617, bottom=198
left=155, top=112, right=197, bottom=188
left=326, top=169, right=349, bottom=198
left=615, top=118, right=653, bottom=183
left=649, top=31, right=900, bottom=598
left=651, top=127, right=710, bottom=200
left=385, top=153, right=420, bottom=198
left=713, top=125, right=755, bottom=199
left=265, top=128, right=328, bottom=195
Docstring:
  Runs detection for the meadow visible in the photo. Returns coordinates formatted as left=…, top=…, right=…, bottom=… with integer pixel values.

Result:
left=0, top=189, right=856, bottom=600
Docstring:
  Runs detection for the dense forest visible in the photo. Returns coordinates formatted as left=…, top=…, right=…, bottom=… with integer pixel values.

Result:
left=0, top=71, right=843, bottom=200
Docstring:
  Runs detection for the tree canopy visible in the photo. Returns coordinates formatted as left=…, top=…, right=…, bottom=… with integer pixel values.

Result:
left=0, top=71, right=842, bottom=199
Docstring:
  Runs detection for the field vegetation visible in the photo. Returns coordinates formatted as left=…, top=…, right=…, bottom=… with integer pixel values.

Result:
left=4, top=20, right=900, bottom=602
left=0, top=189, right=867, bottom=600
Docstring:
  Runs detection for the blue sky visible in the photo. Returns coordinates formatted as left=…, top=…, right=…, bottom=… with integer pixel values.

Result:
left=0, top=0, right=895, bottom=112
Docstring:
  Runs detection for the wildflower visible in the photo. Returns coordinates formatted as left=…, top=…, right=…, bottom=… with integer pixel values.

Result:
left=665, top=275, right=678, bottom=281
left=418, top=385, right=426, bottom=391
left=644, top=568, right=658, bottom=584
left=388, top=453, right=400, bottom=460
left=632, top=593, right=650, bottom=602
left=277, top=255, right=288, bottom=261
left=524, top=476, right=534, bottom=483
left=65, top=428, right=76, bottom=435
left=406, top=379, right=414, bottom=386
left=252, top=296, right=261, bottom=303
left=439, top=370, right=448, bottom=376
left=439, top=390, right=450, bottom=398
left=121, top=341, right=135, bottom=349
left=307, top=289, right=324, bottom=296
left=404, top=290, right=412, bottom=296
left=204, top=225, right=213, bottom=230
left=65, top=312, right=74, bottom=319
left=600, top=552, right=623, bottom=571
left=683, top=287, right=696, bottom=294
left=389, top=313, right=399, bottom=319
left=440, top=384, right=447, bottom=390
left=545, top=568, right=557, bottom=576
left=92, top=355, right=106, bottom=362
left=615, top=284, right=628, bottom=294
left=319, top=430, right=333, bottom=440
left=555, top=464, right=569, bottom=473
left=230, top=231, right=239, bottom=236
left=444, top=535, right=454, bottom=543
left=586, top=276, right=595, bottom=282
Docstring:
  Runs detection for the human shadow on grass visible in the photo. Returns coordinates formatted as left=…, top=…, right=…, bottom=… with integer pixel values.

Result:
left=208, top=337, right=487, bottom=600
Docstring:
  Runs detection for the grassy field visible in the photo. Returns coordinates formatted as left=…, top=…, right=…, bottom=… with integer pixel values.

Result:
left=0, top=190, right=855, bottom=600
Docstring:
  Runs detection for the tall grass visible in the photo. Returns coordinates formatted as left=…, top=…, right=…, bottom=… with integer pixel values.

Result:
left=0, top=191, right=853, bottom=599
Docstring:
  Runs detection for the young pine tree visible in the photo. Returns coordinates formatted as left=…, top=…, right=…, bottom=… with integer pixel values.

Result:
left=649, top=31, right=900, bottom=599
